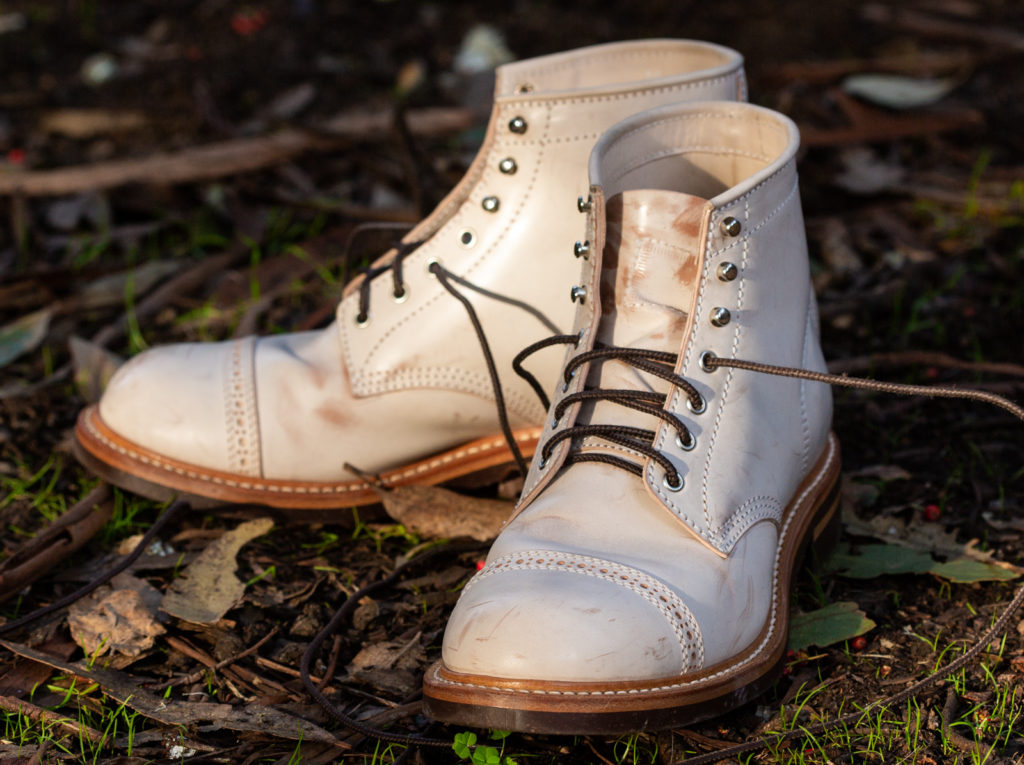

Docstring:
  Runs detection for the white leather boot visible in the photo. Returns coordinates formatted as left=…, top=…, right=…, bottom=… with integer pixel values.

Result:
left=423, top=101, right=838, bottom=733
left=74, top=41, right=746, bottom=511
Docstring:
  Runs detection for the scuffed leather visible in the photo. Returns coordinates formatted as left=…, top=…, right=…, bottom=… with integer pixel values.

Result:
left=442, top=102, right=832, bottom=682
left=96, top=41, right=746, bottom=483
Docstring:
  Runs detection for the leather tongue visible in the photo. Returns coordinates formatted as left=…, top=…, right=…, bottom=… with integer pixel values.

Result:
left=597, top=189, right=709, bottom=355
left=577, top=189, right=710, bottom=433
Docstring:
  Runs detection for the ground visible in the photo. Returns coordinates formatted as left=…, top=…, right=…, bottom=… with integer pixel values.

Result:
left=0, top=1, right=1023, bottom=763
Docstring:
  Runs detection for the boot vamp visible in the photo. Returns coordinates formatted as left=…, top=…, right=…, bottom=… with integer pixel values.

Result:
left=254, top=324, right=515, bottom=480
left=98, top=323, right=516, bottom=482
left=443, top=463, right=776, bottom=682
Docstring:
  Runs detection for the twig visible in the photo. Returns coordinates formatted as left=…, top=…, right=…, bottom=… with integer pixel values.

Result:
left=0, top=695, right=105, bottom=744
left=318, top=634, right=344, bottom=691
left=153, top=625, right=279, bottom=690
left=941, top=687, right=991, bottom=758
left=0, top=107, right=473, bottom=197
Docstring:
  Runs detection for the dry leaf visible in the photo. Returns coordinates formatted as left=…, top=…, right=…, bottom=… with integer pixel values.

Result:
left=0, top=308, right=52, bottom=369
left=841, top=74, right=959, bottom=109
left=378, top=485, right=514, bottom=541
left=69, top=336, right=124, bottom=403
left=161, top=518, right=273, bottom=624
left=68, top=587, right=165, bottom=658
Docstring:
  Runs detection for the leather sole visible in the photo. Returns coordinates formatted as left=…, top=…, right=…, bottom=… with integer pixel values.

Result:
left=73, top=406, right=542, bottom=513
left=422, top=433, right=842, bottom=735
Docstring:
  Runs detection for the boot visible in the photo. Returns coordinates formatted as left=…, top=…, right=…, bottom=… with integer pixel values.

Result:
left=74, top=40, right=746, bottom=512
left=423, top=100, right=837, bottom=733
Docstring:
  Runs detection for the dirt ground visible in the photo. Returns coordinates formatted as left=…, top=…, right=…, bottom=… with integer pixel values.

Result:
left=0, top=1, right=1023, bottom=763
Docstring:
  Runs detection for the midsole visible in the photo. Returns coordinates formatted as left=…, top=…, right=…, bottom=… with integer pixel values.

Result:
left=74, top=406, right=541, bottom=509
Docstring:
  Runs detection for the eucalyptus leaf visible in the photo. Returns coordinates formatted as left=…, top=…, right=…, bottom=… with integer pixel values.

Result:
left=789, top=601, right=875, bottom=651
left=842, top=74, right=959, bottom=109
left=0, top=308, right=53, bottom=369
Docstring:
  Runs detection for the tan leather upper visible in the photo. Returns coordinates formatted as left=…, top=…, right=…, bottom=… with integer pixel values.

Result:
left=98, top=41, right=747, bottom=482
left=441, top=102, right=833, bottom=682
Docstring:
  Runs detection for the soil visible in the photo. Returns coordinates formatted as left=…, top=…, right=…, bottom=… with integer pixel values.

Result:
left=0, top=1, right=1022, bottom=764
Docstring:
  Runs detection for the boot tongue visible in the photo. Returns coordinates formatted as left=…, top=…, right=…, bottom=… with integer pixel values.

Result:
left=594, top=189, right=708, bottom=383
left=573, top=189, right=709, bottom=442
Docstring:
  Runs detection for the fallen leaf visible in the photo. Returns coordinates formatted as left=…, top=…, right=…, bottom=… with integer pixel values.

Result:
left=68, top=587, right=165, bottom=658
left=842, top=74, right=959, bottom=109
left=0, top=640, right=343, bottom=746
left=161, top=518, right=273, bottom=624
left=834, top=146, right=905, bottom=195
left=77, top=260, right=181, bottom=310
left=847, top=464, right=912, bottom=482
left=789, top=601, right=875, bottom=651
left=377, top=485, right=514, bottom=542
left=69, top=336, right=124, bottom=403
left=827, top=542, right=1020, bottom=583
left=0, top=308, right=52, bottom=369
left=348, top=638, right=424, bottom=672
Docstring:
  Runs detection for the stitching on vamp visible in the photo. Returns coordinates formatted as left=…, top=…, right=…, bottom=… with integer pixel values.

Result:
left=223, top=337, right=261, bottom=478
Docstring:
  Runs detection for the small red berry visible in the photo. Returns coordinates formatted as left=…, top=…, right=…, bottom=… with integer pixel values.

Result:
left=851, top=636, right=868, bottom=651
left=925, top=367, right=939, bottom=379
left=923, top=504, right=941, bottom=522
left=475, top=559, right=486, bottom=571
left=6, top=148, right=25, bottom=165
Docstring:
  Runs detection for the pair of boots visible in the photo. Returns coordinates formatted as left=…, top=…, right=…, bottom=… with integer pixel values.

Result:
left=75, top=40, right=837, bottom=734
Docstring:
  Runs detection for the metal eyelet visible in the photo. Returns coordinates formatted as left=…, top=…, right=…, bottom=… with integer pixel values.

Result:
left=663, top=472, right=684, bottom=492
left=573, top=240, right=590, bottom=259
left=355, top=311, right=370, bottom=328
left=710, top=307, right=731, bottom=327
left=392, top=286, right=409, bottom=303
left=570, top=285, right=587, bottom=304
left=458, top=229, right=476, bottom=248
left=575, top=328, right=585, bottom=346
left=687, top=395, right=707, bottom=415
left=537, top=454, right=547, bottom=469
left=676, top=431, right=696, bottom=452
left=508, top=116, right=527, bottom=134
left=426, top=257, right=442, bottom=275
left=482, top=196, right=500, bottom=213
left=717, top=261, right=738, bottom=282
left=551, top=417, right=559, bottom=429
left=498, top=157, right=517, bottom=174
left=699, top=351, right=717, bottom=373
left=561, top=369, right=576, bottom=393
left=720, top=216, right=742, bottom=237
left=514, top=82, right=534, bottom=94
left=577, top=195, right=593, bottom=213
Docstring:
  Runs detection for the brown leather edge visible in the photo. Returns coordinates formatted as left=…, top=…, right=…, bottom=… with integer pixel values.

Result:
left=74, top=406, right=540, bottom=510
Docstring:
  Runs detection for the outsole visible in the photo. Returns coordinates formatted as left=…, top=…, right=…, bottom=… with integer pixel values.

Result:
left=74, top=406, right=541, bottom=516
left=422, top=433, right=842, bottom=734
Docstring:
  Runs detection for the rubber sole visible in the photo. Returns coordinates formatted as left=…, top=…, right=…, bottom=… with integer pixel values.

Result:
left=422, top=433, right=842, bottom=735
left=73, top=406, right=541, bottom=516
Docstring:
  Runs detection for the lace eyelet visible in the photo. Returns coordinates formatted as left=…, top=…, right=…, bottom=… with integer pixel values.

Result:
left=551, top=417, right=559, bottom=429
left=687, top=395, right=706, bottom=415
left=561, top=369, right=576, bottom=393
left=392, top=286, right=409, bottom=303
left=537, top=455, right=548, bottom=469
left=426, top=258, right=442, bottom=276
left=458, top=229, right=476, bottom=248
left=699, top=351, right=717, bottom=373
left=675, top=432, right=696, bottom=451
left=663, top=472, right=684, bottom=492
left=575, top=328, right=585, bottom=346
left=355, top=312, right=370, bottom=328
